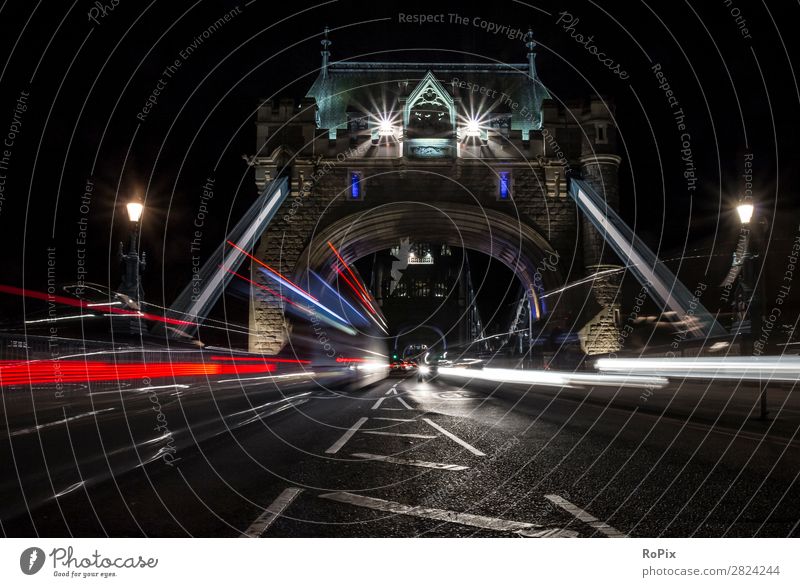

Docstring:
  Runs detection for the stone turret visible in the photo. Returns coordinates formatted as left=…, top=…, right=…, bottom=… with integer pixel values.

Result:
left=578, top=97, right=623, bottom=354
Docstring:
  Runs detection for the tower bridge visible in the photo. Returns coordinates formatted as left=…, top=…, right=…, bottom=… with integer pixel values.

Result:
left=247, top=30, right=624, bottom=355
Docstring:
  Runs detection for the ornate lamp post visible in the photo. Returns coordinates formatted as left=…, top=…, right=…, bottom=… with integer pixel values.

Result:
left=117, top=197, right=146, bottom=332
left=735, top=200, right=767, bottom=419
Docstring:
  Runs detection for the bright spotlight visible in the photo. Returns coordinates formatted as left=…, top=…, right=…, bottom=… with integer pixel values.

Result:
left=418, top=365, right=430, bottom=375
left=465, top=119, right=481, bottom=137
left=378, top=118, right=393, bottom=136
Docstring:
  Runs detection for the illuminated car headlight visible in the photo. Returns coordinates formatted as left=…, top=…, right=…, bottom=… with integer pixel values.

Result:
left=418, top=365, right=430, bottom=375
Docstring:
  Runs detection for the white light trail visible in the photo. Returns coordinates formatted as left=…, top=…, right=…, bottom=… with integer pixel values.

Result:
left=25, top=314, right=97, bottom=324
left=596, top=356, right=800, bottom=382
left=439, top=367, right=667, bottom=389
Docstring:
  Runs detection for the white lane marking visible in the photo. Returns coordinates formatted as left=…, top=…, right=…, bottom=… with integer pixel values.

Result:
left=352, top=453, right=468, bottom=471
left=325, top=417, right=368, bottom=454
left=422, top=418, right=486, bottom=456
left=386, top=387, right=397, bottom=395
left=319, top=492, right=577, bottom=537
left=241, top=487, right=303, bottom=538
left=378, top=407, right=405, bottom=411
left=371, top=397, right=386, bottom=410
left=362, top=431, right=436, bottom=439
left=373, top=417, right=415, bottom=422
left=545, top=494, right=627, bottom=538
left=396, top=396, right=413, bottom=409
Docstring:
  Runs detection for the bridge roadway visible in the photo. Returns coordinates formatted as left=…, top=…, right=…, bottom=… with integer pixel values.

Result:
left=2, top=373, right=799, bottom=537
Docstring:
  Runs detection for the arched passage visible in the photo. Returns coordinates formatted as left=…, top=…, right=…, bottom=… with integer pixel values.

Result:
left=294, top=201, right=565, bottom=321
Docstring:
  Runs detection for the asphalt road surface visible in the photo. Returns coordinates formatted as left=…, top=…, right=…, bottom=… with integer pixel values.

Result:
left=3, top=374, right=799, bottom=537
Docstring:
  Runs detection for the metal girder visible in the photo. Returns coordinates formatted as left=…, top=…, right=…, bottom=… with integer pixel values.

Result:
left=154, top=177, right=289, bottom=339
left=569, top=178, right=726, bottom=339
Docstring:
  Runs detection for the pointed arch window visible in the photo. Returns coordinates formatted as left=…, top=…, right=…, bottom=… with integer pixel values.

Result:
left=403, top=72, right=456, bottom=139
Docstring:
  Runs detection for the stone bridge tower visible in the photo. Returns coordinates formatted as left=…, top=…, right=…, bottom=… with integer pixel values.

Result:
left=246, top=30, right=622, bottom=355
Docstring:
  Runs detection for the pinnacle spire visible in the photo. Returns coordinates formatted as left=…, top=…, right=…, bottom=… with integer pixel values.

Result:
left=321, top=26, right=332, bottom=76
left=523, top=28, right=538, bottom=81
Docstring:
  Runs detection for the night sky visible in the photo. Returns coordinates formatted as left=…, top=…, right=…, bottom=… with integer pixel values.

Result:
left=0, top=0, right=798, bottom=335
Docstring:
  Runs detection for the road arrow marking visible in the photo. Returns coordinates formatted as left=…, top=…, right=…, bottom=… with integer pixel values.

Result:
left=351, top=453, right=468, bottom=471
left=362, top=431, right=436, bottom=439
left=319, top=492, right=576, bottom=537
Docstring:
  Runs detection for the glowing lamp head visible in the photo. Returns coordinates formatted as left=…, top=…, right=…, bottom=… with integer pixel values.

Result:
left=378, top=118, right=393, bottom=136
left=418, top=365, right=430, bottom=375
left=465, top=118, right=481, bottom=137
left=126, top=200, right=144, bottom=223
left=737, top=203, right=754, bottom=224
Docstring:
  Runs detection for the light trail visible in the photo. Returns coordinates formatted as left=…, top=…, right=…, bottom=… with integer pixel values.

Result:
left=0, top=360, right=276, bottom=387
left=439, top=366, right=667, bottom=389
left=310, top=270, right=368, bottom=322
left=222, top=248, right=354, bottom=332
left=227, top=240, right=317, bottom=301
left=25, top=314, right=97, bottom=324
left=223, top=266, right=313, bottom=316
left=209, top=355, right=311, bottom=365
left=327, top=241, right=372, bottom=302
left=0, top=285, right=195, bottom=327
left=333, top=266, right=376, bottom=314
left=332, top=267, right=388, bottom=333
left=596, top=356, right=800, bottom=382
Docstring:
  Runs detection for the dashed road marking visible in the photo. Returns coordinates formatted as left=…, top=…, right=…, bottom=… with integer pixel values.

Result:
left=362, top=431, right=436, bottom=439
left=319, top=492, right=577, bottom=537
left=378, top=408, right=405, bottom=411
left=396, top=396, right=413, bottom=409
left=385, top=387, right=397, bottom=395
left=371, top=397, right=386, bottom=410
left=373, top=417, right=415, bottom=422
left=351, top=452, right=468, bottom=471
left=325, top=417, right=368, bottom=454
left=545, top=494, right=627, bottom=538
left=241, top=487, right=303, bottom=538
left=422, top=418, right=486, bottom=456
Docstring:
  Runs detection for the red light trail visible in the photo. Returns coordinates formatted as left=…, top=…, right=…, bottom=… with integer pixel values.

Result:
left=327, top=241, right=372, bottom=301
left=0, top=360, right=276, bottom=387
left=0, top=285, right=195, bottom=327
left=209, top=356, right=310, bottom=364
left=226, top=241, right=317, bottom=301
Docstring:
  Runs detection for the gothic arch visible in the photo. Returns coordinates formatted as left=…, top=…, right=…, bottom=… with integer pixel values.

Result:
left=293, top=202, right=565, bottom=321
left=403, top=71, right=456, bottom=134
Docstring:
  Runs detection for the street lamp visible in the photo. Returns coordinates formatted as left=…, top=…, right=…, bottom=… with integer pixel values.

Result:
left=736, top=202, right=754, bottom=224
left=735, top=199, right=767, bottom=419
left=126, top=200, right=144, bottom=223
left=118, top=197, right=146, bottom=333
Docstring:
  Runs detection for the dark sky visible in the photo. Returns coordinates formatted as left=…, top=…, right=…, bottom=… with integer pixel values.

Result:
left=0, top=0, right=797, bottom=329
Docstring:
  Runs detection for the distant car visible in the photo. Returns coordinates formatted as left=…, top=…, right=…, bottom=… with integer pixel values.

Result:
left=389, top=360, right=414, bottom=376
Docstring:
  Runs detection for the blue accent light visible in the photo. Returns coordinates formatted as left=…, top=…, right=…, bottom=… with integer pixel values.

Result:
left=499, top=171, right=510, bottom=199
left=350, top=172, right=361, bottom=199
